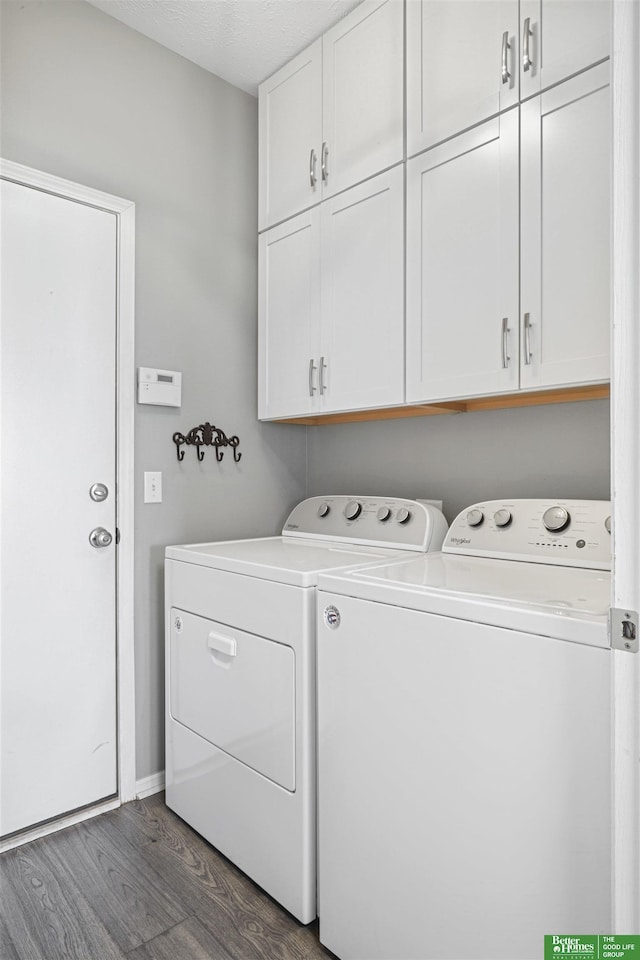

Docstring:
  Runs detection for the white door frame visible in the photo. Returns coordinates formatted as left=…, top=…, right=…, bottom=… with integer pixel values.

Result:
left=0, top=158, right=136, bottom=849
left=612, top=0, right=640, bottom=933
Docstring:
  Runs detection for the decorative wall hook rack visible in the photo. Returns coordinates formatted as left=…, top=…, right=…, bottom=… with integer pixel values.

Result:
left=173, top=422, right=242, bottom=464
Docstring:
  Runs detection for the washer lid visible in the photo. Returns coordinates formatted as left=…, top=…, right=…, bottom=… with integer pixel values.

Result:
left=317, top=553, right=611, bottom=647
left=165, top=536, right=409, bottom=587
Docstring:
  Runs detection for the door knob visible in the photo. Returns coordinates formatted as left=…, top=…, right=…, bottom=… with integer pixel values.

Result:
left=89, top=527, right=113, bottom=548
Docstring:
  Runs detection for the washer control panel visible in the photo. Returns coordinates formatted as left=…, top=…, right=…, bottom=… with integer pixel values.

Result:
left=444, top=499, right=612, bottom=570
left=282, top=496, right=448, bottom=551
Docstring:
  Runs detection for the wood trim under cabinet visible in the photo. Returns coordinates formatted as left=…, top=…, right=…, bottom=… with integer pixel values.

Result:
left=273, top=383, right=610, bottom=425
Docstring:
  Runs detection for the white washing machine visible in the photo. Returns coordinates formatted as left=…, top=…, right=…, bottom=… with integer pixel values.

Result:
left=165, top=495, right=448, bottom=924
left=316, top=499, right=613, bottom=960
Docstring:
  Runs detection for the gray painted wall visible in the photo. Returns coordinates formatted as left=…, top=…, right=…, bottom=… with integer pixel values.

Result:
left=307, top=399, right=610, bottom=525
left=0, top=0, right=307, bottom=780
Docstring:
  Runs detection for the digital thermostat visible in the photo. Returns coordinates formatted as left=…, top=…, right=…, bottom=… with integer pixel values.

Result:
left=137, top=367, right=182, bottom=407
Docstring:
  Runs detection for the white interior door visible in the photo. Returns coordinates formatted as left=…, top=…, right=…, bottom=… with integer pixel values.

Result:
left=0, top=178, right=118, bottom=838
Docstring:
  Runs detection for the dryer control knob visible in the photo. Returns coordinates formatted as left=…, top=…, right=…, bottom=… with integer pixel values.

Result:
left=344, top=500, right=362, bottom=521
left=466, top=508, right=484, bottom=527
left=396, top=507, right=411, bottom=524
left=605, top=515, right=612, bottom=534
left=493, top=508, right=512, bottom=528
left=543, top=506, right=571, bottom=532
left=317, top=502, right=330, bottom=518
left=377, top=506, right=392, bottom=522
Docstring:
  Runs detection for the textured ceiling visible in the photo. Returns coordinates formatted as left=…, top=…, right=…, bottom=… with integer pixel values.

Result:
left=86, top=0, right=362, bottom=95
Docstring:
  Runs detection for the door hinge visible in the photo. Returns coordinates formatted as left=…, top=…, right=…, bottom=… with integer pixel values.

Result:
left=115, top=527, right=121, bottom=545
left=609, top=607, right=639, bottom=653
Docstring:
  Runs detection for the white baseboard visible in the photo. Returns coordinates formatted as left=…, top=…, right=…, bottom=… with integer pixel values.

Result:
left=2, top=769, right=166, bottom=851
left=0, top=798, right=121, bottom=853
left=135, top=771, right=165, bottom=800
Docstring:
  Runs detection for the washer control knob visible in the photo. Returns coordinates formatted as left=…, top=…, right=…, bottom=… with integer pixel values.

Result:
left=493, top=508, right=512, bottom=528
left=543, top=506, right=570, bottom=532
left=377, top=506, right=392, bottom=523
left=605, top=515, right=612, bottom=534
left=317, top=502, right=330, bottom=518
left=396, top=507, right=411, bottom=524
left=466, top=508, right=484, bottom=527
left=344, top=500, right=362, bottom=521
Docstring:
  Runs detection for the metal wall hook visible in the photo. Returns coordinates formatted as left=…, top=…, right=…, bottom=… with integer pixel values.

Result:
left=229, top=436, right=242, bottom=463
left=173, top=432, right=186, bottom=461
left=173, top=421, right=243, bottom=465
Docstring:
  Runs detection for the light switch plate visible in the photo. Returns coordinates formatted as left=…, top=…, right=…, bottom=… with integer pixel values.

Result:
left=144, top=471, right=162, bottom=503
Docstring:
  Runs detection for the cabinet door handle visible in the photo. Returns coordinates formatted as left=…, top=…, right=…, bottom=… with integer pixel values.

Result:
left=501, top=318, right=510, bottom=368
left=321, top=142, right=329, bottom=183
left=501, top=31, right=511, bottom=84
left=523, top=313, right=533, bottom=364
left=522, top=17, right=533, bottom=72
left=309, top=148, right=317, bottom=188
left=308, top=358, right=318, bottom=396
left=319, top=356, right=327, bottom=395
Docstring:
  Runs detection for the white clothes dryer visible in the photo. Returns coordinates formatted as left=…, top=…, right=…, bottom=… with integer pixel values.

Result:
left=165, top=495, right=448, bottom=924
left=316, top=499, right=613, bottom=960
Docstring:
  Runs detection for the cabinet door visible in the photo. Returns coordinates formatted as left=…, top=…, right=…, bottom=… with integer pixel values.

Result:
left=322, top=0, right=404, bottom=200
left=320, top=166, right=404, bottom=413
left=407, top=0, right=519, bottom=156
left=520, top=63, right=610, bottom=390
left=258, top=209, right=321, bottom=420
left=520, top=0, right=610, bottom=99
left=406, top=110, right=519, bottom=403
left=258, top=40, right=322, bottom=232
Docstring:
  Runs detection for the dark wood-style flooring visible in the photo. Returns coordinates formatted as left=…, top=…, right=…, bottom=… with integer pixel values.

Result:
left=0, top=793, right=334, bottom=960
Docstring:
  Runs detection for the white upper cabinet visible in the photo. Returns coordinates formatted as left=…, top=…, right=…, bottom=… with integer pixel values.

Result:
left=520, top=62, right=610, bottom=390
left=519, top=0, right=610, bottom=99
left=407, top=0, right=610, bottom=155
left=320, top=166, right=405, bottom=412
left=407, top=60, right=610, bottom=405
left=258, top=0, right=404, bottom=232
left=406, top=0, right=519, bottom=156
left=258, top=41, right=322, bottom=234
left=258, top=0, right=611, bottom=420
left=322, top=0, right=404, bottom=199
left=258, top=208, right=321, bottom=420
left=406, top=109, right=519, bottom=402
left=259, top=167, right=404, bottom=419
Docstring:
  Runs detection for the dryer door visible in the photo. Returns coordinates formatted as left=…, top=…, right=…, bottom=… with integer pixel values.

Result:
left=169, top=608, right=295, bottom=791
